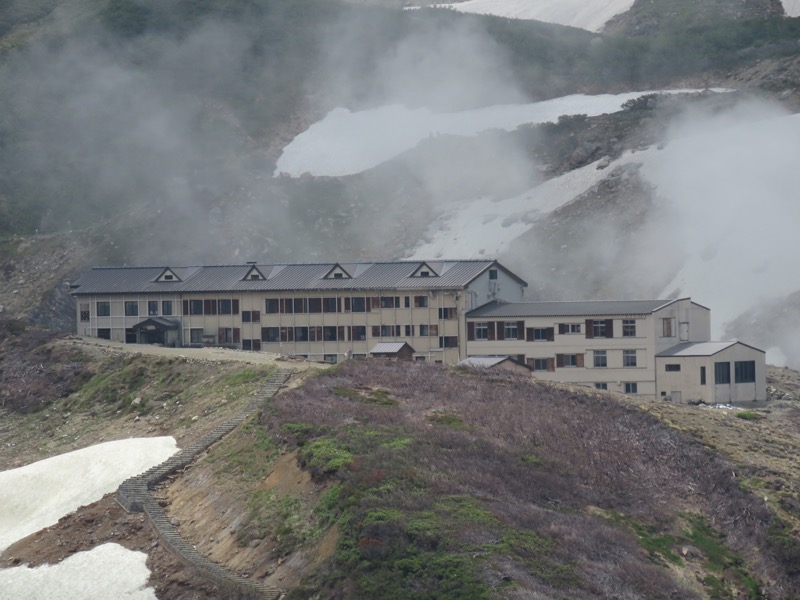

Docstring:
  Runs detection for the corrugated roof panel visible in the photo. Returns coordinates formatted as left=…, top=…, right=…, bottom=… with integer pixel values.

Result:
left=370, top=342, right=408, bottom=353
left=70, top=260, right=516, bottom=295
left=467, top=299, right=679, bottom=318
left=656, top=341, right=737, bottom=357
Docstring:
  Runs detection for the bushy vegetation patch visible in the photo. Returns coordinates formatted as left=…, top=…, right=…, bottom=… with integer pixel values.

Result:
left=262, top=361, right=798, bottom=598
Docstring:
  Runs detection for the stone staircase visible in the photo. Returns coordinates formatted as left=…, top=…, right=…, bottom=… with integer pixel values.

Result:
left=117, top=367, right=294, bottom=600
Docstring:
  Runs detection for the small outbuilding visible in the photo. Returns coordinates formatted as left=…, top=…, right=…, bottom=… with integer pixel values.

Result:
left=459, top=356, right=531, bottom=375
left=655, top=341, right=766, bottom=404
left=370, top=342, right=415, bottom=362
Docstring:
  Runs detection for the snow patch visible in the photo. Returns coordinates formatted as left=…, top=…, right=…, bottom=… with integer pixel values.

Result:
left=0, top=543, right=156, bottom=600
left=782, top=0, right=800, bottom=17
left=0, top=437, right=177, bottom=553
left=275, top=89, right=720, bottom=178
left=429, top=0, right=636, bottom=32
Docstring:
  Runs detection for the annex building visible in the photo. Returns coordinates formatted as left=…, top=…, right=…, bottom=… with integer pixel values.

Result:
left=465, top=298, right=765, bottom=403
left=70, top=260, right=766, bottom=402
left=70, top=260, right=527, bottom=365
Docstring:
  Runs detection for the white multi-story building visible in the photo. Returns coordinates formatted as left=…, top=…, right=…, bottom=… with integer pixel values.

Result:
left=465, top=298, right=765, bottom=402
left=70, top=260, right=527, bottom=364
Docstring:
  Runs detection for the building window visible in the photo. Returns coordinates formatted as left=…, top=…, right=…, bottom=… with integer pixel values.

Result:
left=624, top=382, right=638, bottom=394
left=189, top=300, right=203, bottom=315
left=293, top=298, right=307, bottom=314
left=352, top=326, right=367, bottom=341
left=80, top=304, right=90, bottom=322
left=351, top=297, right=366, bottom=312
left=404, top=296, right=411, bottom=308
left=308, top=298, right=322, bottom=313
left=475, top=322, right=488, bottom=340
left=261, top=327, right=280, bottom=343
left=265, top=299, right=279, bottom=314
left=162, top=301, right=173, bottom=316
left=662, top=318, right=674, bottom=337
left=381, top=296, right=399, bottom=309
left=700, top=366, right=706, bottom=386
left=219, top=328, right=240, bottom=344
left=190, top=328, right=204, bottom=344
left=504, top=322, right=518, bottom=339
left=558, top=323, right=581, bottom=334
left=593, top=350, right=607, bottom=368
left=324, top=354, right=338, bottom=363
left=562, top=354, right=578, bottom=367
left=148, top=301, right=159, bottom=316
left=404, top=325, right=412, bottom=337
left=97, top=328, right=111, bottom=340
left=380, top=325, right=396, bottom=337
left=219, top=299, right=232, bottom=314
left=622, top=319, right=636, bottom=337
left=595, top=383, right=608, bottom=390
left=414, top=295, right=428, bottom=308
left=715, top=362, right=731, bottom=384
left=294, top=327, right=309, bottom=342
left=592, top=320, right=607, bottom=338
left=532, top=358, right=549, bottom=371
left=323, top=297, right=338, bottom=313
left=419, top=324, right=429, bottom=336
left=242, top=339, right=252, bottom=350
left=438, top=307, right=456, bottom=319
left=323, top=326, right=338, bottom=341
left=242, top=310, right=260, bottom=323
left=439, top=336, right=458, bottom=348
left=489, top=269, right=498, bottom=280
left=531, top=328, right=550, bottom=341
left=623, top=350, right=637, bottom=368
left=97, top=301, right=111, bottom=317
left=735, top=361, right=756, bottom=383
left=665, top=364, right=681, bottom=372
left=125, top=301, right=139, bottom=317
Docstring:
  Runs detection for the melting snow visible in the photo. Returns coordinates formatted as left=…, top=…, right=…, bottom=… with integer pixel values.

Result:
left=275, top=90, right=715, bottom=178
left=0, top=437, right=177, bottom=553
left=0, top=543, right=156, bottom=600
left=429, top=0, right=636, bottom=32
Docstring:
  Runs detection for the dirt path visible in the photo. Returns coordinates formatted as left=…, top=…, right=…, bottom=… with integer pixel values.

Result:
left=59, top=336, right=318, bottom=369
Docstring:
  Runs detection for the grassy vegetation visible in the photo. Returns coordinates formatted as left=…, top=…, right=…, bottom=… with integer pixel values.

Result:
left=250, top=361, right=800, bottom=598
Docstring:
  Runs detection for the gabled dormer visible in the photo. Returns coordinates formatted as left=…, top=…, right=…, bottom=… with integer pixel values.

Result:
left=323, top=264, right=352, bottom=280
left=410, top=262, right=438, bottom=278
left=156, top=268, right=181, bottom=283
left=243, top=264, right=266, bottom=281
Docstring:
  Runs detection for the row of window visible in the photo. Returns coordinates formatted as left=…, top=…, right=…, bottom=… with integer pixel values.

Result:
left=663, top=361, right=756, bottom=385
left=265, top=296, right=455, bottom=317
left=87, top=298, right=457, bottom=319
left=594, top=382, right=639, bottom=394
left=468, top=319, right=641, bottom=341
left=258, top=325, right=458, bottom=346
left=524, top=350, right=639, bottom=371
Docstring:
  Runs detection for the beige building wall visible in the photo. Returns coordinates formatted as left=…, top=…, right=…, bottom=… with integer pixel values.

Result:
left=656, top=344, right=766, bottom=403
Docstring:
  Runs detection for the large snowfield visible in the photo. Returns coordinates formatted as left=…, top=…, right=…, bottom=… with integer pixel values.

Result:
left=276, top=89, right=800, bottom=366
left=0, top=437, right=177, bottom=599
left=430, top=0, right=800, bottom=30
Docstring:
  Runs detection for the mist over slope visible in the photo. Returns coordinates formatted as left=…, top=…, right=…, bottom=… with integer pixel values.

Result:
left=2, top=0, right=800, bottom=365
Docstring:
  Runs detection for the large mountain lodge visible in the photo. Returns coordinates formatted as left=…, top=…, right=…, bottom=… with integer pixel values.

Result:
left=71, top=260, right=765, bottom=403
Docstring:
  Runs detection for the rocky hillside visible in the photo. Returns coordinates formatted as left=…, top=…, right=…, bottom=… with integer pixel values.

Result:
left=4, top=339, right=800, bottom=598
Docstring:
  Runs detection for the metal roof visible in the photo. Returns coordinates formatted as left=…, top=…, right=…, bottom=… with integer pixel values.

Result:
left=466, top=299, right=685, bottom=319
left=370, top=342, right=412, bottom=354
left=459, top=356, right=518, bottom=368
left=657, top=341, right=764, bottom=357
left=71, top=260, right=526, bottom=295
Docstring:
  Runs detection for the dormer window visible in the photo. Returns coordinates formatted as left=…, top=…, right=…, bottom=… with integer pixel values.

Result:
left=324, top=264, right=351, bottom=280
left=489, top=269, right=498, bottom=280
left=243, top=266, right=266, bottom=281
left=156, top=268, right=181, bottom=283
left=410, top=262, right=438, bottom=278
